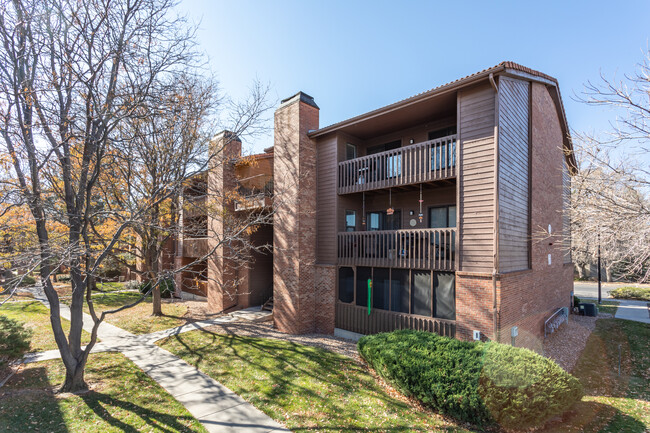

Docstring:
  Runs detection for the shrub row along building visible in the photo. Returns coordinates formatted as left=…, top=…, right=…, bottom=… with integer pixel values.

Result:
left=171, top=62, right=575, bottom=350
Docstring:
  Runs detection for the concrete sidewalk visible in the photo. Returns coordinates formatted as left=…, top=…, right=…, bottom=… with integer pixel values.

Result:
left=580, top=297, right=650, bottom=324
left=22, top=286, right=289, bottom=433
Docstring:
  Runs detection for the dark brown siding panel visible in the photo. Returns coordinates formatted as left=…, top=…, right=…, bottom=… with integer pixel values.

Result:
left=562, top=161, right=571, bottom=263
left=498, top=77, right=531, bottom=273
left=459, top=83, right=496, bottom=273
left=316, top=134, right=338, bottom=264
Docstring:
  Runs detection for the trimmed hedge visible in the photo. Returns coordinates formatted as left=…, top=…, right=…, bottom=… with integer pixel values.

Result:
left=0, top=316, right=32, bottom=368
left=610, top=286, right=650, bottom=301
left=358, top=330, right=582, bottom=429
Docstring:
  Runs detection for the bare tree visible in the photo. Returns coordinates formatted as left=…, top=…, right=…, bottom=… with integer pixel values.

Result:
left=0, top=0, right=202, bottom=391
left=0, top=0, right=275, bottom=392
left=571, top=49, right=650, bottom=282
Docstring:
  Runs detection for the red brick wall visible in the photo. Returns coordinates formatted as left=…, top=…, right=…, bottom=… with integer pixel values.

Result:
left=456, top=272, right=498, bottom=341
left=207, top=133, right=241, bottom=313
left=273, top=95, right=320, bottom=334
left=314, top=264, right=336, bottom=334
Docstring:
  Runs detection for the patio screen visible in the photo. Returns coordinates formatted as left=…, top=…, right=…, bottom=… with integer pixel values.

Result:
left=411, top=270, right=432, bottom=316
left=434, top=271, right=455, bottom=320
left=372, top=268, right=390, bottom=310
left=356, top=267, right=371, bottom=307
left=390, top=269, right=410, bottom=313
left=338, top=267, right=354, bottom=303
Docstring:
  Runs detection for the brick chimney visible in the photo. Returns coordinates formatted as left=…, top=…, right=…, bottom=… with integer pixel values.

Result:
left=207, top=131, right=241, bottom=313
left=272, top=92, right=320, bottom=334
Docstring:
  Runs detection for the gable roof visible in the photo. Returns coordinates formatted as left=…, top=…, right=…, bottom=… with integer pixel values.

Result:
left=309, top=61, right=576, bottom=170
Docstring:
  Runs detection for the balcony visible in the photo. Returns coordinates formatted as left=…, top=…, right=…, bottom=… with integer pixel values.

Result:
left=234, top=179, right=273, bottom=211
left=182, top=238, right=209, bottom=258
left=183, top=195, right=207, bottom=219
left=338, top=135, right=457, bottom=194
left=338, top=228, right=456, bottom=270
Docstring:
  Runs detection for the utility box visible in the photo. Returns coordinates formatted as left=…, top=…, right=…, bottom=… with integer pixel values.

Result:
left=579, top=303, right=598, bottom=317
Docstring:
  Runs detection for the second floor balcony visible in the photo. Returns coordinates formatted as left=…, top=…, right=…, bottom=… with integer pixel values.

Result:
left=338, top=227, right=456, bottom=270
left=338, top=134, right=457, bottom=194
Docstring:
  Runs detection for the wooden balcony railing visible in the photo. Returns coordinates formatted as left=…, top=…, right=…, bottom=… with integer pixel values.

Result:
left=182, top=238, right=209, bottom=258
left=338, top=228, right=456, bottom=270
left=338, top=135, right=457, bottom=194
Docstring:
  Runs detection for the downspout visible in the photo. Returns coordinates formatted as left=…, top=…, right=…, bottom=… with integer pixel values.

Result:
left=489, top=73, right=500, bottom=342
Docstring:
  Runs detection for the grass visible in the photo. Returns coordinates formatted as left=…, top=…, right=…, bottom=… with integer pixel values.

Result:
left=0, top=352, right=207, bottom=432
left=539, top=319, right=649, bottom=432
left=596, top=300, right=620, bottom=315
left=78, top=292, right=188, bottom=335
left=609, top=286, right=650, bottom=302
left=95, top=281, right=133, bottom=292
left=0, top=301, right=91, bottom=352
left=158, top=329, right=470, bottom=433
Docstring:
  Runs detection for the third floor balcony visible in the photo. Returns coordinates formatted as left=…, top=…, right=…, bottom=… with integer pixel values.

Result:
left=338, top=134, right=457, bottom=194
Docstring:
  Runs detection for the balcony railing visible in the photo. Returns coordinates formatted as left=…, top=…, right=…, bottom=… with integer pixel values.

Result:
left=338, top=228, right=456, bottom=270
left=182, top=238, right=209, bottom=258
left=338, top=135, right=457, bottom=194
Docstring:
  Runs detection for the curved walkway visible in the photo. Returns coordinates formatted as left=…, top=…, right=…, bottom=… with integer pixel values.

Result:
left=23, top=287, right=289, bottom=433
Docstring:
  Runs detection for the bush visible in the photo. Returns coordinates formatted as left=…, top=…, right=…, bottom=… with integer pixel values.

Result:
left=358, top=330, right=582, bottom=429
left=573, top=295, right=581, bottom=308
left=57, top=274, right=71, bottom=282
left=18, top=274, right=36, bottom=286
left=0, top=316, right=32, bottom=367
left=123, top=280, right=140, bottom=290
left=610, top=286, right=650, bottom=301
left=138, top=278, right=175, bottom=298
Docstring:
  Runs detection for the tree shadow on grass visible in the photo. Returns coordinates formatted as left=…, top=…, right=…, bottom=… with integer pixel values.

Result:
left=0, top=366, right=68, bottom=432
left=80, top=391, right=198, bottom=433
left=540, top=399, right=647, bottom=433
left=161, top=325, right=454, bottom=432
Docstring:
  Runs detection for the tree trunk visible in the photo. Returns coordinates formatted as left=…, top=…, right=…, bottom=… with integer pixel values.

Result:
left=60, top=359, right=88, bottom=393
left=152, top=285, right=162, bottom=316
left=605, top=266, right=614, bottom=282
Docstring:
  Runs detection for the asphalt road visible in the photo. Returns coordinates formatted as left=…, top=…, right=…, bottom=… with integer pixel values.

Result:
left=573, top=281, right=650, bottom=300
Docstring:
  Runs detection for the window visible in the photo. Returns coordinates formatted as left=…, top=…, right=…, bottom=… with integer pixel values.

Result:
left=356, top=267, right=371, bottom=307
left=338, top=267, right=354, bottom=303
left=368, top=141, right=401, bottom=181
left=345, top=210, right=356, bottom=232
left=346, top=143, right=357, bottom=160
left=366, top=210, right=401, bottom=231
left=429, top=205, right=456, bottom=261
left=429, top=127, right=457, bottom=170
left=429, top=205, right=456, bottom=228
left=411, top=270, right=432, bottom=317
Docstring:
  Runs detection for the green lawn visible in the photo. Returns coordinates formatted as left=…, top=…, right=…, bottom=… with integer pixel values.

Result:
left=158, top=329, right=469, bottom=433
left=80, top=292, right=188, bottom=335
left=540, top=319, right=649, bottom=432
left=596, top=300, right=620, bottom=315
left=0, top=301, right=91, bottom=352
left=0, top=352, right=207, bottom=433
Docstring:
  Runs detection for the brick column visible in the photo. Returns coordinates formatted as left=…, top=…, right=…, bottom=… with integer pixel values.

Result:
left=273, top=92, right=320, bottom=334
left=207, top=131, right=241, bottom=313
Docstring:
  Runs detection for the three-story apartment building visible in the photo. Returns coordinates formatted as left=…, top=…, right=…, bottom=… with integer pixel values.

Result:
left=175, top=62, right=575, bottom=349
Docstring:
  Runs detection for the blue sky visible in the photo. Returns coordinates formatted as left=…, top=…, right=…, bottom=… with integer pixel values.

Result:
left=177, top=0, right=650, bottom=153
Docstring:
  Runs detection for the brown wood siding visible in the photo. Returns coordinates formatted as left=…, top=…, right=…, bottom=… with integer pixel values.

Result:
left=458, top=83, right=496, bottom=272
left=562, top=161, right=571, bottom=263
left=316, top=134, right=338, bottom=264
left=336, top=302, right=456, bottom=337
left=498, top=77, right=531, bottom=273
